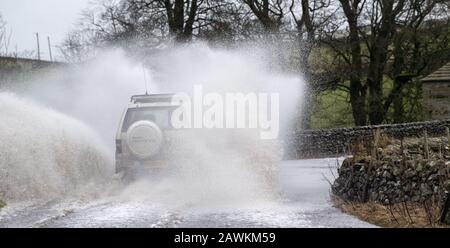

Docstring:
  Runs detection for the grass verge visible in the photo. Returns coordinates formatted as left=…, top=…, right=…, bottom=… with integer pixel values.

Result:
left=332, top=195, right=448, bottom=228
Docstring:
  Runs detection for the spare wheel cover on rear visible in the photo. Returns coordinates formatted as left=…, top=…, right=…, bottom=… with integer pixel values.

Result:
left=126, top=121, right=163, bottom=160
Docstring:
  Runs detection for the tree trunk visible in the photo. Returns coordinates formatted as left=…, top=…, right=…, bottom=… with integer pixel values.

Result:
left=392, top=31, right=406, bottom=123
left=366, top=0, right=405, bottom=125
left=244, top=0, right=280, bottom=33
left=165, top=0, right=197, bottom=42
left=367, top=22, right=392, bottom=125
left=350, top=80, right=367, bottom=126
left=367, top=75, right=385, bottom=125
left=339, top=0, right=367, bottom=126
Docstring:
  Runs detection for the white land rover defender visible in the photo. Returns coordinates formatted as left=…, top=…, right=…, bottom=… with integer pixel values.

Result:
left=115, top=94, right=180, bottom=177
left=115, top=93, right=280, bottom=187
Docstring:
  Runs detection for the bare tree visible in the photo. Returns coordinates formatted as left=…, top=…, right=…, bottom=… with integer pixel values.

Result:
left=0, top=13, right=12, bottom=56
left=125, top=0, right=238, bottom=42
left=364, top=0, right=407, bottom=124
left=241, top=0, right=286, bottom=33
left=66, top=0, right=241, bottom=46
left=289, top=0, right=332, bottom=72
left=59, top=30, right=99, bottom=63
left=389, top=0, right=450, bottom=123
left=124, top=0, right=200, bottom=42
left=334, top=0, right=368, bottom=126
left=287, top=0, right=335, bottom=128
left=320, top=0, right=449, bottom=126
left=60, top=0, right=450, bottom=128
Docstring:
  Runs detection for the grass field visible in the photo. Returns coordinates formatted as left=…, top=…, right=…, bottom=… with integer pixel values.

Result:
left=309, top=77, right=424, bottom=129
left=310, top=88, right=355, bottom=129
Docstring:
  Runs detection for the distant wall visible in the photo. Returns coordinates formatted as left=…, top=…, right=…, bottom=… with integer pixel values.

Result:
left=0, top=56, right=64, bottom=86
left=286, top=120, right=450, bottom=159
left=0, top=56, right=62, bottom=74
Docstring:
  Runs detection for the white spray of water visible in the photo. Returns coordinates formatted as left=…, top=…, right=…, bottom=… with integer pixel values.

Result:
left=2, top=42, right=304, bottom=207
left=0, top=93, right=114, bottom=202
left=115, top=129, right=282, bottom=208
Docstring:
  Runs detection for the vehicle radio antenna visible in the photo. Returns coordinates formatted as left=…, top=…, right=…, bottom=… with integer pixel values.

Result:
left=142, top=64, right=149, bottom=95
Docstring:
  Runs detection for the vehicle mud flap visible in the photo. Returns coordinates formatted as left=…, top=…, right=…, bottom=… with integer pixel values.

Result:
left=114, top=159, right=136, bottom=182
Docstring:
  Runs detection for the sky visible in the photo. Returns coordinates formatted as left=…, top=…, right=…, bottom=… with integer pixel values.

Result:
left=1, top=0, right=91, bottom=61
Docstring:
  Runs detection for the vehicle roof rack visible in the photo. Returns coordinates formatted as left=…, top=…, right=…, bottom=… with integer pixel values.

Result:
left=130, top=93, right=176, bottom=104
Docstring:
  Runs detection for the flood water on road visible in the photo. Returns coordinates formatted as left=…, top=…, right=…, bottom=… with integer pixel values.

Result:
left=0, top=158, right=375, bottom=228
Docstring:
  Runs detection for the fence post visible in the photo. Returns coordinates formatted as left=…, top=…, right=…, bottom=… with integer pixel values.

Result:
left=362, top=128, right=381, bottom=202
left=36, top=33, right=40, bottom=61
left=424, top=130, right=429, bottom=159
left=446, top=127, right=449, bottom=156
left=47, top=36, right=53, bottom=62
left=372, top=128, right=381, bottom=160
left=401, top=136, right=406, bottom=167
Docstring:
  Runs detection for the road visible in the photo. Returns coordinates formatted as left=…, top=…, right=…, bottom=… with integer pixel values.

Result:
left=0, top=158, right=375, bottom=228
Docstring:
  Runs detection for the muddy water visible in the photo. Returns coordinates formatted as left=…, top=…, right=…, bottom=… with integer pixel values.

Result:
left=0, top=158, right=375, bottom=228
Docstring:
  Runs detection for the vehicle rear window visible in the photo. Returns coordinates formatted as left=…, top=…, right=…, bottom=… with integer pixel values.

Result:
left=122, top=107, right=174, bottom=131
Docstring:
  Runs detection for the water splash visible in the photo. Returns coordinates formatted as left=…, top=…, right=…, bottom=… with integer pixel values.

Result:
left=0, top=93, right=113, bottom=202
left=2, top=42, right=304, bottom=207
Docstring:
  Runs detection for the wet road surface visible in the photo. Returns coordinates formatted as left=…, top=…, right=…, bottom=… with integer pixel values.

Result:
left=0, top=158, right=375, bottom=228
